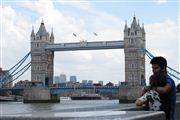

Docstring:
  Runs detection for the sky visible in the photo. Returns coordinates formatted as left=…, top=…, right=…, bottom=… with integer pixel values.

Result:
left=0, top=0, right=179, bottom=85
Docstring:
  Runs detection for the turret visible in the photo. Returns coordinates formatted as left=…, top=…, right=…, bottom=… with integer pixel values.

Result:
left=31, top=26, right=35, bottom=41
left=36, top=20, right=47, bottom=36
left=124, top=16, right=146, bottom=86
left=50, top=28, right=54, bottom=42
left=31, top=21, right=54, bottom=87
left=124, top=20, right=128, bottom=32
left=131, top=16, right=138, bottom=30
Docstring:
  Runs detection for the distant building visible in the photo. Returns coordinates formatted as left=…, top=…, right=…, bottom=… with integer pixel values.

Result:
left=54, top=76, right=60, bottom=84
left=93, top=83, right=102, bottom=86
left=14, top=80, right=30, bottom=88
left=70, top=76, right=77, bottom=83
left=81, top=80, right=88, bottom=86
left=0, top=67, right=13, bottom=88
left=81, top=80, right=93, bottom=86
left=87, top=80, right=93, bottom=86
left=66, top=81, right=80, bottom=87
left=59, top=73, right=66, bottom=83
left=98, top=81, right=103, bottom=86
left=105, top=82, right=114, bottom=86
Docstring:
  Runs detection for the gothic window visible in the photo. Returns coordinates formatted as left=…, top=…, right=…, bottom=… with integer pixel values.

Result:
left=132, top=63, right=134, bottom=68
left=130, top=39, right=134, bottom=44
left=132, top=74, right=134, bottom=80
left=40, top=36, right=42, bottom=40
left=37, top=75, right=39, bottom=81
left=135, top=31, right=137, bottom=35
left=47, top=64, right=50, bottom=69
left=131, top=32, right=134, bottom=36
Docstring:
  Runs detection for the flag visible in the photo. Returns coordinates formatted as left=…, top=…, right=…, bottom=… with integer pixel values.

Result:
left=73, top=33, right=77, bottom=37
left=93, top=32, right=98, bottom=36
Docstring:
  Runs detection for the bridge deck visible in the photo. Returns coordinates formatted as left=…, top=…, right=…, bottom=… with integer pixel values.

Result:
left=44, top=40, right=124, bottom=51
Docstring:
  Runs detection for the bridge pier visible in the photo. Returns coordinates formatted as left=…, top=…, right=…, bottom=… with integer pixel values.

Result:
left=23, top=87, right=60, bottom=103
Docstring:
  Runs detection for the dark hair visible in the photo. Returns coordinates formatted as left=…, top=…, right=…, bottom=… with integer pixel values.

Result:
left=150, top=56, right=167, bottom=70
left=149, top=73, right=167, bottom=88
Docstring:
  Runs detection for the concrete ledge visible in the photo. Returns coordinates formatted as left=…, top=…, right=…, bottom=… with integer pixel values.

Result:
left=175, top=101, right=180, bottom=120
left=0, top=117, right=65, bottom=120
left=127, top=111, right=165, bottom=120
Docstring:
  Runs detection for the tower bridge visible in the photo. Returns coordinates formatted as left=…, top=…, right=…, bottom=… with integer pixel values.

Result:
left=30, top=16, right=145, bottom=89
left=24, top=16, right=146, bottom=102
left=1, top=16, right=179, bottom=103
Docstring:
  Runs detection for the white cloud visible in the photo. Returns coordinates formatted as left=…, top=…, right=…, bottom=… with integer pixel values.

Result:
left=1, top=1, right=126, bottom=84
left=154, top=0, right=167, bottom=4
left=145, top=19, right=179, bottom=85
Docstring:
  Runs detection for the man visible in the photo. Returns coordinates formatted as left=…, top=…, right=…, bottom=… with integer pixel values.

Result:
left=142, top=56, right=176, bottom=120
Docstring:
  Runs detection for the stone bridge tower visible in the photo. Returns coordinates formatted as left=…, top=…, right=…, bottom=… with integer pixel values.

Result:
left=124, top=16, right=146, bottom=86
left=30, top=21, right=54, bottom=87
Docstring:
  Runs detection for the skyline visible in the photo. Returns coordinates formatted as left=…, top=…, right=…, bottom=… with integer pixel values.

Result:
left=0, top=0, right=179, bottom=85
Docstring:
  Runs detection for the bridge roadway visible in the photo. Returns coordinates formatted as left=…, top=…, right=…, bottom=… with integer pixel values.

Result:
left=0, top=86, right=119, bottom=94
left=44, top=40, right=124, bottom=51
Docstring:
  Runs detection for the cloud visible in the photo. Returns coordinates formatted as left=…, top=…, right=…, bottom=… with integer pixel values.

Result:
left=154, top=0, right=167, bottom=4
left=1, top=1, right=126, bottom=84
left=145, top=19, right=179, bottom=85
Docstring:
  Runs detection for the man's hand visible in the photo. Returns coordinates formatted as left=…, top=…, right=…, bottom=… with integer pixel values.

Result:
left=135, top=99, right=143, bottom=106
left=140, top=86, right=151, bottom=96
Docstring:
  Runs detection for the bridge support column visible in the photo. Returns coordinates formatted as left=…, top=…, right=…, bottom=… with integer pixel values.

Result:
left=23, top=87, right=59, bottom=103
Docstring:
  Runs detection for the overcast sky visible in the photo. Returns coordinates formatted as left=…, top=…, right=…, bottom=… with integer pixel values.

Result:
left=0, top=0, right=179, bottom=85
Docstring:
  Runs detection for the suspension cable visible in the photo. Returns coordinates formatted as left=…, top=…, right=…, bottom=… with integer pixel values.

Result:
left=4, top=63, right=31, bottom=85
left=9, top=52, right=30, bottom=71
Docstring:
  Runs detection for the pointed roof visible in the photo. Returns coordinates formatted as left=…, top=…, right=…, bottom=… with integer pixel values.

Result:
left=124, top=20, right=128, bottom=32
left=137, top=19, right=141, bottom=30
left=50, top=28, right=54, bottom=39
left=131, top=16, right=138, bottom=29
left=142, top=23, right=145, bottom=33
left=36, top=20, right=47, bottom=36
left=31, top=26, right=35, bottom=37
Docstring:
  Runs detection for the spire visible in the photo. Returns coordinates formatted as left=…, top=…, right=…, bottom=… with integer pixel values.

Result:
left=142, top=23, right=145, bottom=33
left=124, top=20, right=128, bottom=32
left=50, top=28, right=54, bottom=39
left=131, top=16, right=138, bottom=29
left=31, top=26, right=35, bottom=37
left=36, top=20, right=47, bottom=36
left=137, top=19, right=141, bottom=30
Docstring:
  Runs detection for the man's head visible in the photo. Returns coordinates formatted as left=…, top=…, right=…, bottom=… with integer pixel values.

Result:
left=150, top=56, right=167, bottom=74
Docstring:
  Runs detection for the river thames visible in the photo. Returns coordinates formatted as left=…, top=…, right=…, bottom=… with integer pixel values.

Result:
left=0, top=100, right=140, bottom=119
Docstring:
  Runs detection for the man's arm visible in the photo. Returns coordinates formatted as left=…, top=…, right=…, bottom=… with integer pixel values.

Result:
left=154, top=83, right=171, bottom=94
left=140, top=86, right=151, bottom=96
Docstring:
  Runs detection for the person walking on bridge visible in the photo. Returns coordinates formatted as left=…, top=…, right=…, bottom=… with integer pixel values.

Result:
left=141, top=56, right=176, bottom=120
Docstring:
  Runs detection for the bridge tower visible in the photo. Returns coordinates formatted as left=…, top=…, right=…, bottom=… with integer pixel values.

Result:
left=124, top=16, right=146, bottom=86
left=30, top=21, right=54, bottom=87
